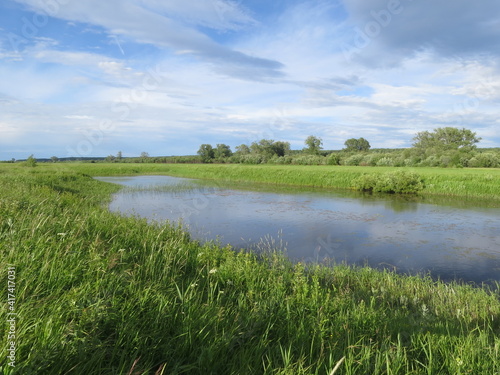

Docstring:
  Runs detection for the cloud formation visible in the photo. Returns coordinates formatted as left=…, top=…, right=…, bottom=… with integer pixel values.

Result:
left=342, top=0, right=500, bottom=64
left=0, top=0, right=499, bottom=159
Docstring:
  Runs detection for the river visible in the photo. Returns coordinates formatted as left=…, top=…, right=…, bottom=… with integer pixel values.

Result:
left=96, top=175, right=500, bottom=285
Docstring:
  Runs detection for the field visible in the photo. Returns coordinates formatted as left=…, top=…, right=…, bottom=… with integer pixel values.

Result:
left=1, top=163, right=500, bottom=374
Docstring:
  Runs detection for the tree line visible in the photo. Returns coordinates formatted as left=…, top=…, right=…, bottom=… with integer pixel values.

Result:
left=32, top=127, right=496, bottom=168
left=194, top=127, right=499, bottom=168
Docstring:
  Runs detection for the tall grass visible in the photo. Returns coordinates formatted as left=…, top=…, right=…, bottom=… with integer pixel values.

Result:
left=1, top=164, right=499, bottom=374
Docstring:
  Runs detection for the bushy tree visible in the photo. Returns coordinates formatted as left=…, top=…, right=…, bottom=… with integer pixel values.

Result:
left=272, top=141, right=291, bottom=157
left=214, top=144, right=232, bottom=160
left=344, top=137, right=371, bottom=152
left=412, top=127, right=481, bottom=152
left=235, top=144, right=250, bottom=155
left=25, top=154, right=37, bottom=167
left=304, top=135, right=323, bottom=155
left=197, top=144, right=215, bottom=163
left=250, top=139, right=290, bottom=159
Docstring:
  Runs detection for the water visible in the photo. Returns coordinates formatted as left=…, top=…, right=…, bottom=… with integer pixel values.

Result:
left=96, top=175, right=500, bottom=285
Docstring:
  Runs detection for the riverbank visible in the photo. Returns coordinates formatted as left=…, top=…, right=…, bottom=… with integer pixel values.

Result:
left=1, top=164, right=500, bottom=374
left=64, top=163, right=500, bottom=203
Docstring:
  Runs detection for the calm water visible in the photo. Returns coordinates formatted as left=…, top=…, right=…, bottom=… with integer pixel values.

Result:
left=96, top=175, right=500, bottom=285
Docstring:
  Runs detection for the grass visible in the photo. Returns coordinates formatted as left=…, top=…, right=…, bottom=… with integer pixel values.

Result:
left=1, top=163, right=499, bottom=374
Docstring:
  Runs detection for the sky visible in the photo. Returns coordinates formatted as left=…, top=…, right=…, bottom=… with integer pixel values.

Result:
left=1, top=0, right=500, bottom=160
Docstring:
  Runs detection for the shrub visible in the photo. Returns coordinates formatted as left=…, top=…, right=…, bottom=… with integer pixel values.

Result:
left=268, top=155, right=293, bottom=165
left=239, top=154, right=265, bottom=164
left=468, top=152, right=500, bottom=168
left=375, top=157, right=395, bottom=167
left=292, top=155, right=326, bottom=165
left=419, top=155, right=440, bottom=167
left=343, top=154, right=364, bottom=166
left=24, top=154, right=38, bottom=167
left=326, top=153, right=340, bottom=165
left=353, top=171, right=424, bottom=194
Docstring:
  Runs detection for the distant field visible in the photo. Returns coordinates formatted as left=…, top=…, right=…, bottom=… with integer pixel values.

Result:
left=57, top=163, right=500, bottom=203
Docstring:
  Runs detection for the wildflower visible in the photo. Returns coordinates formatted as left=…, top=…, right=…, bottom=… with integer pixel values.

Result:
left=209, top=268, right=217, bottom=274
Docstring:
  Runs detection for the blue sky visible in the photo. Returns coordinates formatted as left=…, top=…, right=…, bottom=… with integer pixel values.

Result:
left=1, top=0, right=499, bottom=159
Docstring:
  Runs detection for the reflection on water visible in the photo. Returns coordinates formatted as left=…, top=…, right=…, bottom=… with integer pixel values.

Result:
left=95, top=176, right=500, bottom=285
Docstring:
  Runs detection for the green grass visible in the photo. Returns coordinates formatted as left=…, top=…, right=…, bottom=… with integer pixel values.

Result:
left=1, top=164, right=500, bottom=374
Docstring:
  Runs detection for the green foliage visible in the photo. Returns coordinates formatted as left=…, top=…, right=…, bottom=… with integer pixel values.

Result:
left=353, top=170, right=425, bottom=194
left=326, top=153, right=340, bottom=165
left=24, top=154, right=37, bottom=167
left=214, top=143, right=233, bottom=161
left=375, top=157, right=395, bottom=167
left=303, top=135, right=323, bottom=155
left=197, top=144, right=215, bottom=163
left=292, top=155, right=326, bottom=165
left=250, top=139, right=291, bottom=160
left=235, top=144, right=250, bottom=155
left=413, top=127, right=481, bottom=152
left=344, top=137, right=371, bottom=152
left=343, top=153, right=364, bottom=166
left=468, top=152, right=500, bottom=168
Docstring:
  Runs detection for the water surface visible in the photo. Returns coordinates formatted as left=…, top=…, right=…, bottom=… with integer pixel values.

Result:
left=96, top=175, right=500, bottom=285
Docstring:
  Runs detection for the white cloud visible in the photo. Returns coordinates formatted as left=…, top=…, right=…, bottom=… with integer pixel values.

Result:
left=1, top=0, right=499, bottom=159
left=13, top=0, right=284, bottom=80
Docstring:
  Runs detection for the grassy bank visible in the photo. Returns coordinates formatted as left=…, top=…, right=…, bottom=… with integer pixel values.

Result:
left=63, top=163, right=500, bottom=203
left=1, top=164, right=500, bottom=374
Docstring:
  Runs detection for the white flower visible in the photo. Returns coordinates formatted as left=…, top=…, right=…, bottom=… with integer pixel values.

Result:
left=209, top=268, right=218, bottom=274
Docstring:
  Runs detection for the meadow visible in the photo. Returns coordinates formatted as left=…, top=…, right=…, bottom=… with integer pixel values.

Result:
left=1, top=163, right=499, bottom=374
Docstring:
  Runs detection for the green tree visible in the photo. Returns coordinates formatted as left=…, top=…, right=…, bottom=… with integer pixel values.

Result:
left=304, top=135, right=323, bottom=155
left=50, top=156, right=59, bottom=163
left=116, top=151, right=123, bottom=160
left=412, top=127, right=481, bottom=152
left=197, top=144, right=215, bottom=163
left=25, top=154, right=37, bottom=167
left=272, top=141, right=291, bottom=157
left=250, top=139, right=290, bottom=159
left=344, top=137, right=371, bottom=152
left=235, top=144, right=250, bottom=155
left=214, top=144, right=232, bottom=160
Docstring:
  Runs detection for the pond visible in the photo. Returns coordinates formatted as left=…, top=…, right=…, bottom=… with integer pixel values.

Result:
left=96, top=175, right=500, bottom=285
